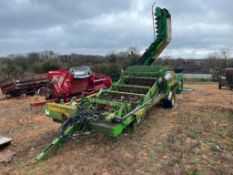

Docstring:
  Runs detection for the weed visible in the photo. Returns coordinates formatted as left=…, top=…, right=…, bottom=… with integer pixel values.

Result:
left=191, top=158, right=200, bottom=164
left=210, top=143, right=222, bottom=152
left=187, top=169, right=202, bottom=175
left=188, top=129, right=198, bottom=139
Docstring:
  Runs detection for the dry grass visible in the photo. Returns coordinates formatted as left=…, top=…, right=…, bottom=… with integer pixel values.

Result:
left=0, top=83, right=233, bottom=175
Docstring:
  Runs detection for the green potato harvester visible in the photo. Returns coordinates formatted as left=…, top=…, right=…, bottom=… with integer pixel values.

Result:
left=36, top=5, right=184, bottom=161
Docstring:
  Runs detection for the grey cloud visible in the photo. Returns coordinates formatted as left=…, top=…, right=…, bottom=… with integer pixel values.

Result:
left=0, top=0, right=232, bottom=58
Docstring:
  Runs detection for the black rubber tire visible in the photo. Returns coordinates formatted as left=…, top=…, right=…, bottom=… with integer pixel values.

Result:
left=10, top=93, right=21, bottom=98
left=45, top=93, right=52, bottom=100
left=163, top=91, right=176, bottom=108
left=26, top=92, right=35, bottom=96
left=218, top=82, right=222, bottom=89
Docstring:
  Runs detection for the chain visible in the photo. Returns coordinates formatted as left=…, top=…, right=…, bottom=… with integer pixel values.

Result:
left=58, top=110, right=102, bottom=143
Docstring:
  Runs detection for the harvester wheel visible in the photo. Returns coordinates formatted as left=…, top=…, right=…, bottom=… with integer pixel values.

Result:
left=45, top=93, right=52, bottom=100
left=61, top=113, right=69, bottom=122
left=9, top=93, right=20, bottom=98
left=26, top=92, right=35, bottom=96
left=163, top=91, right=176, bottom=108
left=218, top=82, right=222, bottom=89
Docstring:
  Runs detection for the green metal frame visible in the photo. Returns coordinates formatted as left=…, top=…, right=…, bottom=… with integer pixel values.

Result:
left=136, top=7, right=172, bottom=65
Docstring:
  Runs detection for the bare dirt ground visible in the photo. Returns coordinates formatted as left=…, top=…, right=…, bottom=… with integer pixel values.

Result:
left=0, top=83, right=233, bottom=175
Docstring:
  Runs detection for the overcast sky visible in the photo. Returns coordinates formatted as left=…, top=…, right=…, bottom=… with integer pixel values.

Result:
left=0, top=0, right=232, bottom=58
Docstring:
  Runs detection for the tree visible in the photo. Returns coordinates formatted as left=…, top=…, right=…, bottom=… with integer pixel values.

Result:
left=92, top=63, right=120, bottom=82
left=219, top=48, right=230, bottom=68
left=127, top=47, right=139, bottom=56
left=108, top=54, right=117, bottom=64
left=41, top=61, right=61, bottom=72
left=0, top=61, right=23, bottom=78
left=31, top=60, right=61, bottom=73
left=28, top=52, right=40, bottom=61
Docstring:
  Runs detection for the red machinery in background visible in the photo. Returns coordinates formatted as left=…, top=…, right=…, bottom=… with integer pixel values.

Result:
left=0, top=74, right=49, bottom=97
left=31, top=66, right=112, bottom=106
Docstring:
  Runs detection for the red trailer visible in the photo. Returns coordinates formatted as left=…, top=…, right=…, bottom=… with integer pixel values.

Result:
left=0, top=74, right=49, bottom=97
